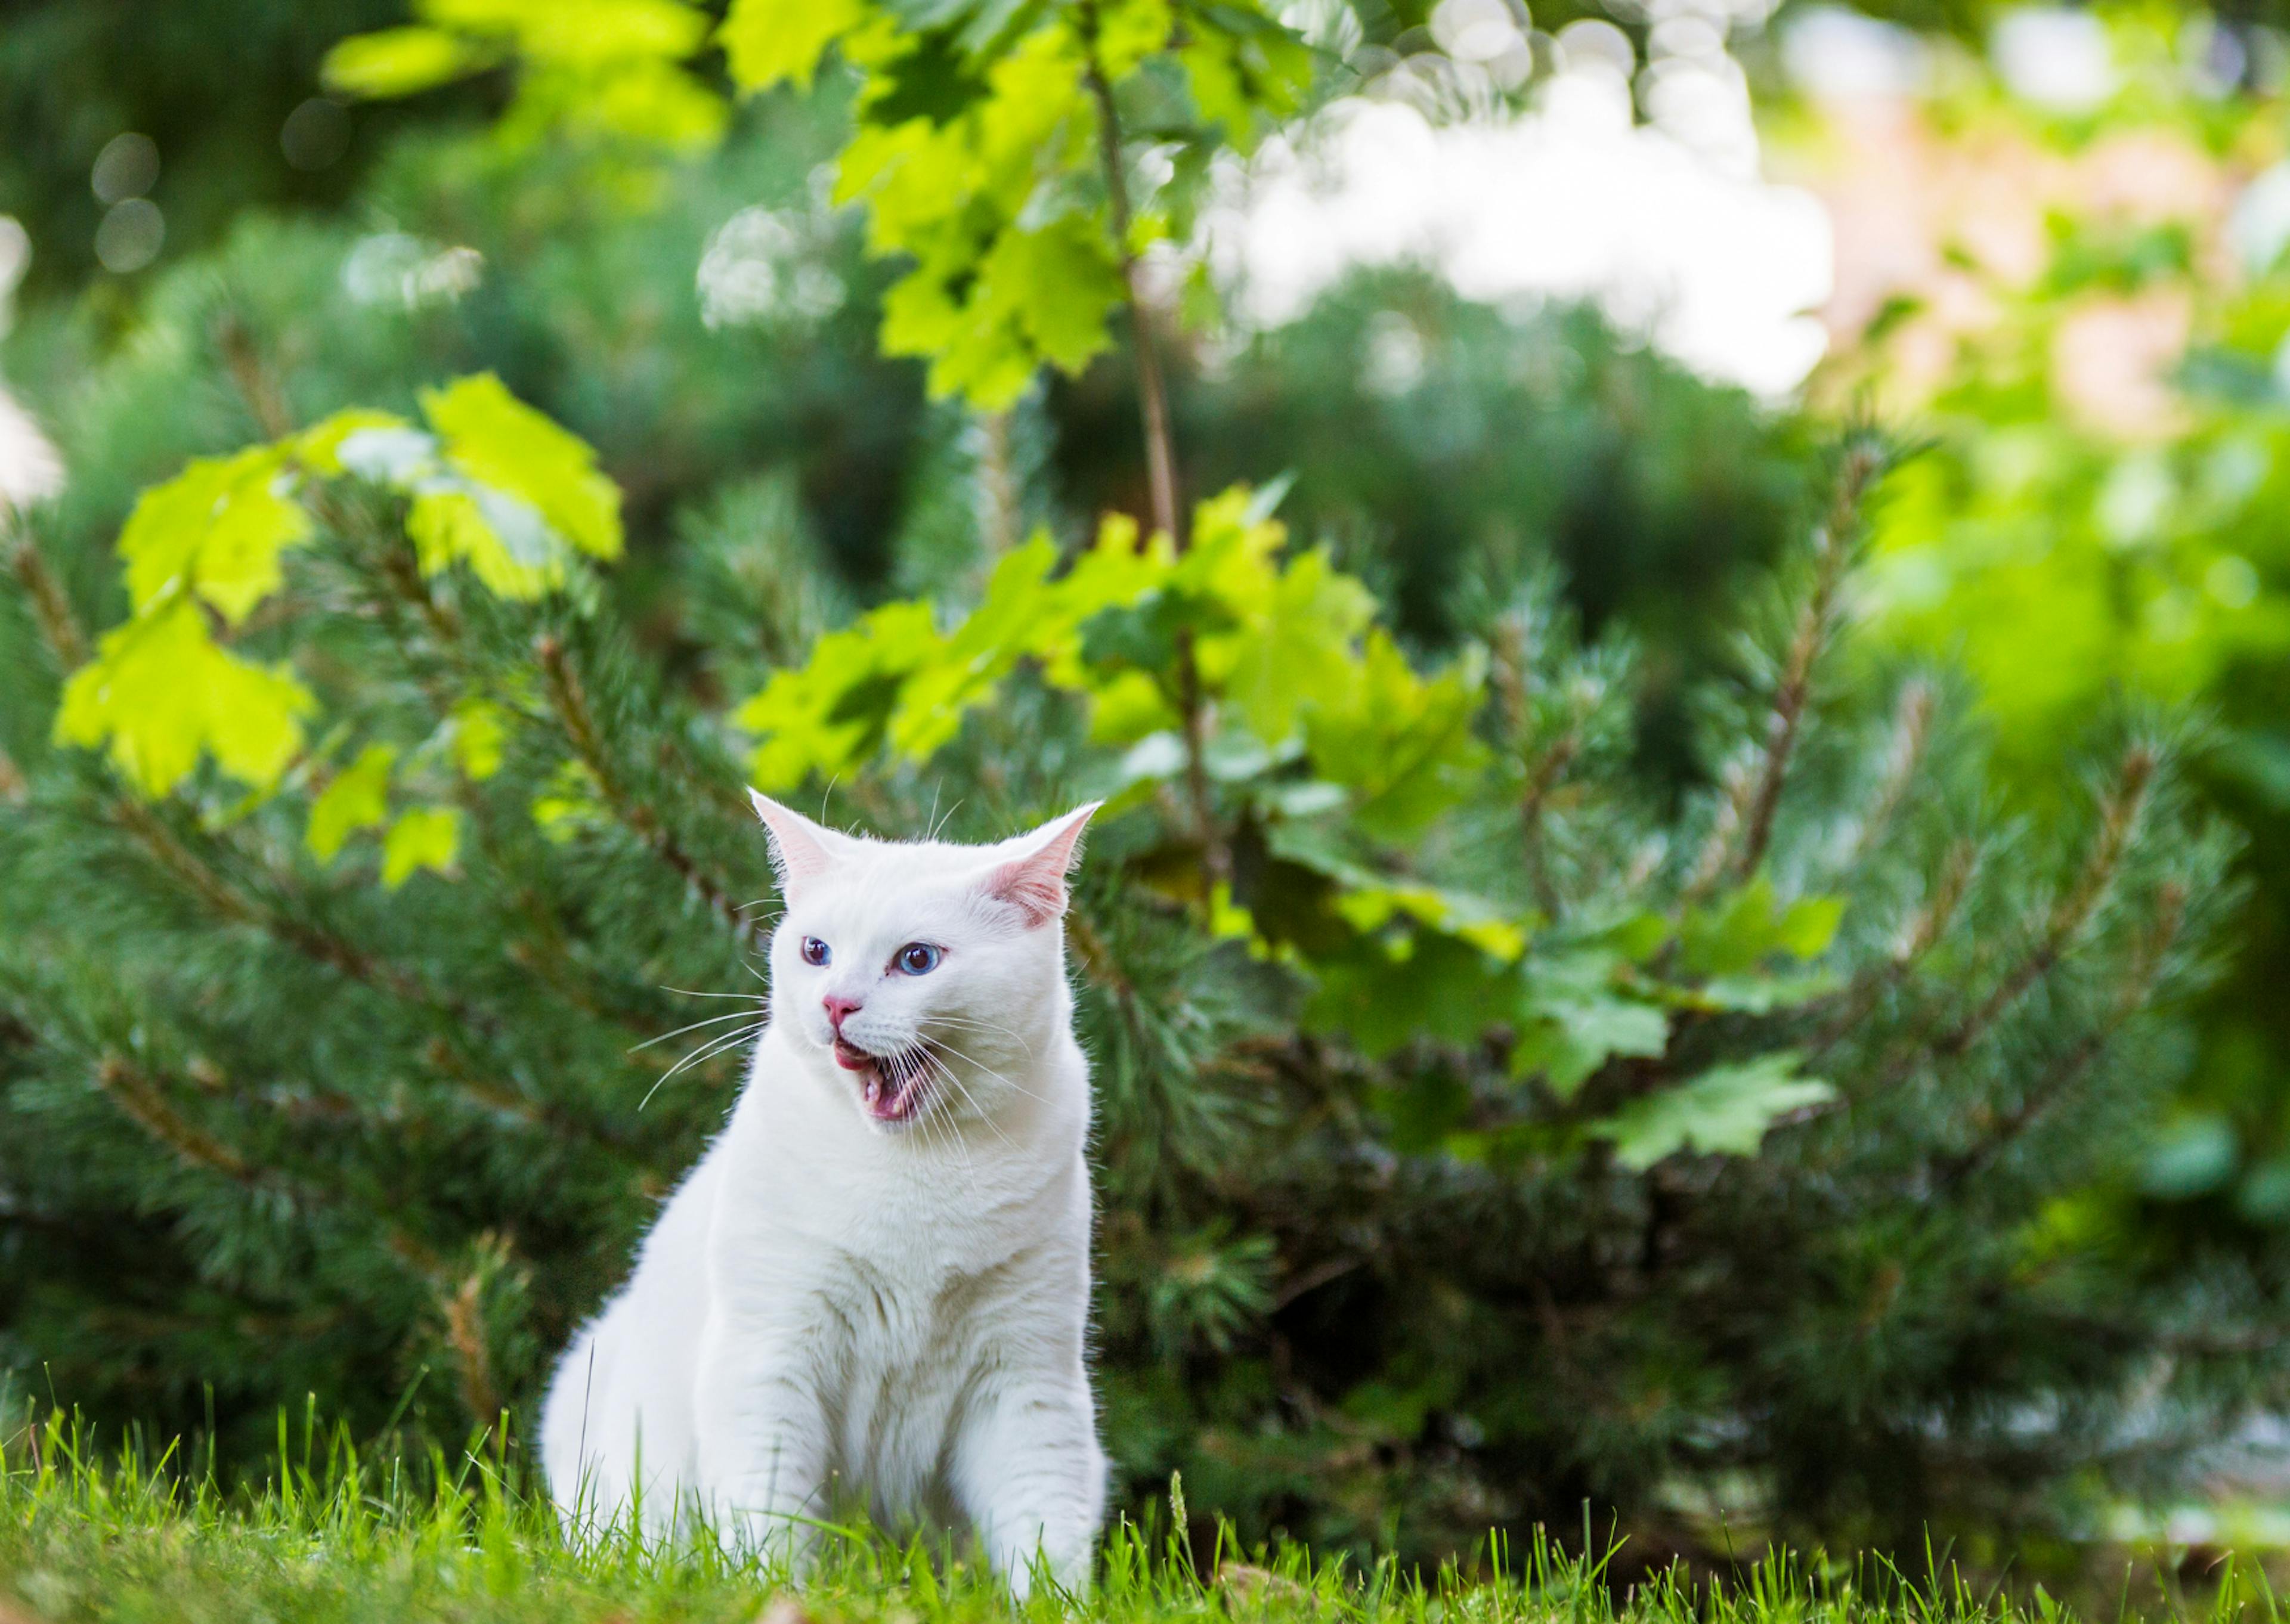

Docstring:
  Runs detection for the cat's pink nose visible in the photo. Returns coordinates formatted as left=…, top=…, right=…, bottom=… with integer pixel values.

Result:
left=822, top=994, right=862, bottom=1031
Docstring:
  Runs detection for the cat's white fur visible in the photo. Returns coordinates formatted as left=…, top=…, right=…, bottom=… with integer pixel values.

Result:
left=540, top=795, right=1107, bottom=1595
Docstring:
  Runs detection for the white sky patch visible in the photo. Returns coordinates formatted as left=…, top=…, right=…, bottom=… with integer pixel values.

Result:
left=0, top=215, right=61, bottom=515
left=0, top=387, right=63, bottom=515
left=1206, top=67, right=1835, bottom=398
left=1781, top=5, right=1929, bottom=101
left=1991, top=8, right=2118, bottom=112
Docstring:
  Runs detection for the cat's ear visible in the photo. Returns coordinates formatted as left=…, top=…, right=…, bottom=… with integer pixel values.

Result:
left=985, top=802, right=1103, bottom=928
left=748, top=791, right=861, bottom=899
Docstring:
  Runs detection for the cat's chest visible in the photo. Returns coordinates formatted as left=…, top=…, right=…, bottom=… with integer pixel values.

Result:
left=809, top=1241, right=1032, bottom=1366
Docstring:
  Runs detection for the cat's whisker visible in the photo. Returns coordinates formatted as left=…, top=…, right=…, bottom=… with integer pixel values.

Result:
left=660, top=985, right=770, bottom=1002
left=658, top=1022, right=763, bottom=1083
left=630, top=1005, right=773, bottom=1054
left=915, top=1053, right=976, bottom=1177
left=639, top=1021, right=764, bottom=1109
left=920, top=1031, right=1048, bottom=1107
left=917, top=1037, right=1022, bottom=1153
left=927, top=1014, right=1035, bottom=1060
left=914, top=1046, right=992, bottom=1169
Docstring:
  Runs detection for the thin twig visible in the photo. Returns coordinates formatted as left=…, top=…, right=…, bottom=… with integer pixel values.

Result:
left=974, top=409, right=1020, bottom=557
left=441, top=1238, right=507, bottom=1428
left=1808, top=838, right=1978, bottom=1056
left=1081, top=16, right=1226, bottom=890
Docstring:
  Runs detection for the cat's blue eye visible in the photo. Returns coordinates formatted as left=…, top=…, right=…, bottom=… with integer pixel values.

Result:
left=800, top=936, right=831, bottom=967
left=893, top=942, right=942, bottom=976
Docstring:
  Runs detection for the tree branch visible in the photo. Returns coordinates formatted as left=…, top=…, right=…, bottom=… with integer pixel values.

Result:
left=534, top=633, right=762, bottom=949
left=4, top=520, right=87, bottom=671
left=1081, top=20, right=1226, bottom=891
left=1735, top=438, right=1887, bottom=881
left=1933, top=743, right=2153, bottom=1064
left=1936, top=878, right=2184, bottom=1190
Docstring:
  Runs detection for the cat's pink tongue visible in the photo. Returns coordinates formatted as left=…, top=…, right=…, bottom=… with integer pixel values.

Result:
left=863, top=1070, right=921, bottom=1121
left=839, top=1041, right=921, bottom=1121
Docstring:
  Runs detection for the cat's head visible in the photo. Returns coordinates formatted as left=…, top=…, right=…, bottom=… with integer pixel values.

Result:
left=750, top=792, right=1100, bottom=1134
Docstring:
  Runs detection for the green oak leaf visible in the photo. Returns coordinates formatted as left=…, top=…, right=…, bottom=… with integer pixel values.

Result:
left=1592, top=1053, right=1834, bottom=1171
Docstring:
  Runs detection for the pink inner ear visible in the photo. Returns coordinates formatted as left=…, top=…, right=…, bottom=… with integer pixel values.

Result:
left=989, top=857, right=1069, bottom=928
left=748, top=790, right=841, bottom=894
left=985, top=803, right=1100, bottom=928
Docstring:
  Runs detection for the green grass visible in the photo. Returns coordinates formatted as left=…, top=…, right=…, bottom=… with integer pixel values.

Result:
left=0, top=1411, right=2277, bottom=1624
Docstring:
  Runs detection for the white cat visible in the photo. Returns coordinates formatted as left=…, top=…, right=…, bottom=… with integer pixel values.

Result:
left=540, top=794, right=1108, bottom=1595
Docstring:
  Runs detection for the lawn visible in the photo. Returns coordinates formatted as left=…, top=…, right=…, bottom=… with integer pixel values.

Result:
left=1, top=1415, right=2272, bottom=1624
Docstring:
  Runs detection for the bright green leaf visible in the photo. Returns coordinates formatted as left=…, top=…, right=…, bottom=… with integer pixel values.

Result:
left=308, top=745, right=398, bottom=862
left=449, top=699, right=510, bottom=781
left=296, top=410, right=413, bottom=475
left=420, top=373, right=624, bottom=563
left=119, top=448, right=311, bottom=627
left=323, top=26, right=494, bottom=98
left=720, top=0, right=872, bottom=90
left=54, top=600, right=315, bottom=798
left=382, top=805, right=461, bottom=888
left=1681, top=878, right=1847, bottom=977
left=1778, top=895, right=1846, bottom=959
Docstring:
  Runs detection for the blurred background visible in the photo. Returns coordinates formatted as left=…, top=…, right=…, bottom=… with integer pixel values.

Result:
left=8, top=0, right=2290, bottom=1579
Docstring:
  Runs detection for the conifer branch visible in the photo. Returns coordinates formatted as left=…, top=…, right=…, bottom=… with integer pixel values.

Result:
left=1852, top=677, right=1936, bottom=861
left=207, top=325, right=723, bottom=1083
left=217, top=314, right=296, bottom=442
left=7, top=516, right=522, bottom=1078
left=4, top=522, right=87, bottom=672
left=534, top=633, right=762, bottom=949
left=109, top=798, right=429, bottom=1011
left=440, top=1238, right=507, bottom=1428
left=95, top=1052, right=454, bottom=1287
left=1931, top=743, right=2154, bottom=1064
left=1683, top=755, right=1752, bottom=902
left=97, top=800, right=621, bottom=1149
left=1065, top=904, right=1136, bottom=1001
left=1735, top=438, right=1885, bottom=881
left=1809, top=838, right=1977, bottom=1057
left=93, top=1055, right=264, bottom=1187
left=1937, top=879, right=2185, bottom=1189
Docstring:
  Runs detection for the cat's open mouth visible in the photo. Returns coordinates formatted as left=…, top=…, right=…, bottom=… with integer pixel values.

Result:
left=831, top=1037, right=930, bottom=1123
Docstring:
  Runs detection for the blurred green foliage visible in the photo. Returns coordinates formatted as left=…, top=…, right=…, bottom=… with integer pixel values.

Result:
left=1, top=0, right=2288, bottom=1576
left=1836, top=58, right=2290, bottom=1254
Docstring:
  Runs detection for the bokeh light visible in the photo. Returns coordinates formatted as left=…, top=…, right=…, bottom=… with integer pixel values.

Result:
left=281, top=98, right=352, bottom=172
left=94, top=199, right=164, bottom=274
left=89, top=132, right=159, bottom=206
